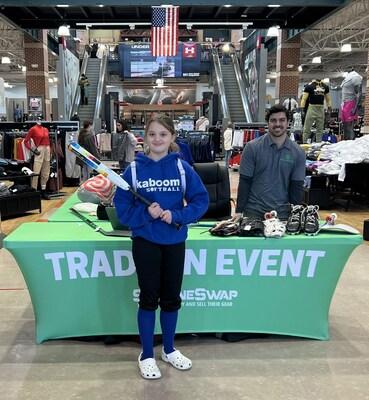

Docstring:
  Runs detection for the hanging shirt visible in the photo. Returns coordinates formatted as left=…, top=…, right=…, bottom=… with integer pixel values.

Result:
left=283, top=98, right=298, bottom=111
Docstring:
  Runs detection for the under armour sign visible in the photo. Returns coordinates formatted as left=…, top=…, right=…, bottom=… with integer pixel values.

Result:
left=183, top=43, right=197, bottom=59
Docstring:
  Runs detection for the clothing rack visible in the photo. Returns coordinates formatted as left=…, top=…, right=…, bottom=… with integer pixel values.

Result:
left=181, top=131, right=214, bottom=163
left=0, top=121, right=80, bottom=193
left=44, top=130, right=65, bottom=199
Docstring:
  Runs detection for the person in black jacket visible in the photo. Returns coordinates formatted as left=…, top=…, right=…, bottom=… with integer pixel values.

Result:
left=78, top=120, right=100, bottom=182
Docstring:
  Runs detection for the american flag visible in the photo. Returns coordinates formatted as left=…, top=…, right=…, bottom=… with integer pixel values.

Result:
left=151, top=6, right=179, bottom=57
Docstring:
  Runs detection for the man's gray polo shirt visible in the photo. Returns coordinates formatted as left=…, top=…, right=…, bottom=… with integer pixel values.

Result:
left=239, top=134, right=305, bottom=219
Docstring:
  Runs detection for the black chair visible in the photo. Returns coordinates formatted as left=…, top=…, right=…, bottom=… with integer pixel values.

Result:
left=193, top=162, right=232, bottom=220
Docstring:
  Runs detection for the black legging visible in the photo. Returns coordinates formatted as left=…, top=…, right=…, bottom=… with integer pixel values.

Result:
left=132, top=236, right=185, bottom=312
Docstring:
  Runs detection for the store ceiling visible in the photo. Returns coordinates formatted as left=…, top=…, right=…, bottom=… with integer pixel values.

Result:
left=0, top=3, right=345, bottom=30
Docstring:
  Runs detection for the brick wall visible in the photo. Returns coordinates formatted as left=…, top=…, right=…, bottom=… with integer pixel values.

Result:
left=275, top=32, right=301, bottom=103
left=24, top=30, right=50, bottom=119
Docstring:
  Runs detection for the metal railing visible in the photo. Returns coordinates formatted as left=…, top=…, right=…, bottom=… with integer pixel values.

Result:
left=93, top=49, right=108, bottom=131
left=232, top=53, right=253, bottom=123
left=211, top=47, right=231, bottom=122
left=70, top=49, right=89, bottom=119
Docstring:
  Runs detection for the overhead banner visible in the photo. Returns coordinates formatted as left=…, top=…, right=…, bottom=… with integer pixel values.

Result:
left=119, top=43, right=201, bottom=79
left=122, top=87, right=196, bottom=105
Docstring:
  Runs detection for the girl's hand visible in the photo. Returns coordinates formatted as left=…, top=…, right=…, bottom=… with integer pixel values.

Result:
left=148, top=202, right=163, bottom=219
left=160, top=210, right=172, bottom=224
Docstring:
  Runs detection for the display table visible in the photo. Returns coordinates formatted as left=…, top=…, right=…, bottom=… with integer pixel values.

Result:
left=48, top=192, right=101, bottom=222
left=4, top=222, right=362, bottom=343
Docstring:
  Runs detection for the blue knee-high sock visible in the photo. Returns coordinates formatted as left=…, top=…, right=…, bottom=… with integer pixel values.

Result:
left=160, top=310, right=178, bottom=355
left=137, top=308, right=155, bottom=360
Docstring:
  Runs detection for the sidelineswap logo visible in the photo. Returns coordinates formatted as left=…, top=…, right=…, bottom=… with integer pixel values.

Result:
left=132, top=288, right=238, bottom=308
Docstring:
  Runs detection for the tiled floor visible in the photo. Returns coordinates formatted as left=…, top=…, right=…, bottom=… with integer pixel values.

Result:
left=1, top=172, right=369, bottom=400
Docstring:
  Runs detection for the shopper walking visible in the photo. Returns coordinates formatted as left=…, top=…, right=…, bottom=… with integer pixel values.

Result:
left=114, top=114, right=209, bottom=380
left=79, top=73, right=89, bottom=106
left=111, top=120, right=137, bottom=171
left=78, top=120, right=100, bottom=182
left=223, top=122, right=233, bottom=168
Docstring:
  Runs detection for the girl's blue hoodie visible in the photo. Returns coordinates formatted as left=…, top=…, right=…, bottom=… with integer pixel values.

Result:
left=114, top=152, right=209, bottom=244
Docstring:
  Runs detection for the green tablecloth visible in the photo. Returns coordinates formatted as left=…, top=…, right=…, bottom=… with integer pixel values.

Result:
left=4, top=222, right=362, bottom=343
left=48, top=192, right=102, bottom=222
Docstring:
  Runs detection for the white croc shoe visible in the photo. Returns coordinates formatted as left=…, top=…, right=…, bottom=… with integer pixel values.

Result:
left=138, top=353, right=162, bottom=380
left=161, top=348, right=192, bottom=370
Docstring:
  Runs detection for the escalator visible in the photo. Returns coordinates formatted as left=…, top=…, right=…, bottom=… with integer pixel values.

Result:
left=70, top=50, right=108, bottom=131
left=211, top=48, right=252, bottom=124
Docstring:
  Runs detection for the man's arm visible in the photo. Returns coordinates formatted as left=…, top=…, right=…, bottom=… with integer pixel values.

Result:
left=235, top=175, right=253, bottom=214
left=289, top=180, right=304, bottom=205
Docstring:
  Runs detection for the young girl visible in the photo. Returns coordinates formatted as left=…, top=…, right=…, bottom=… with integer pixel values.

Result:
left=114, top=115, right=209, bottom=380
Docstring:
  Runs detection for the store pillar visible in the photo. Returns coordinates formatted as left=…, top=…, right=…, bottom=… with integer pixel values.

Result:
left=362, top=50, right=369, bottom=134
left=24, top=30, right=51, bottom=120
left=275, top=31, right=301, bottom=104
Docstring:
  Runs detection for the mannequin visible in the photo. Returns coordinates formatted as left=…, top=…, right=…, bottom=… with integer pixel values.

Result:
left=23, top=118, right=51, bottom=197
left=14, top=104, right=23, bottom=122
left=195, top=115, right=209, bottom=131
left=340, top=68, right=362, bottom=140
left=282, top=97, right=298, bottom=112
left=301, top=79, right=331, bottom=143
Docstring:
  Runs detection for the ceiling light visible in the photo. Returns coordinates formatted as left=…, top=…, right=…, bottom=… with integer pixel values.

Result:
left=268, top=4, right=281, bottom=7
left=312, top=56, right=321, bottom=64
left=222, top=43, right=231, bottom=53
left=48, top=78, right=54, bottom=83
left=97, top=4, right=104, bottom=7
left=56, top=4, right=70, bottom=7
left=22, top=66, right=26, bottom=72
left=298, top=65, right=303, bottom=72
left=266, top=78, right=271, bottom=83
left=57, top=25, right=70, bottom=36
left=224, top=4, right=232, bottom=7
left=1, top=56, right=11, bottom=64
left=266, top=26, right=279, bottom=37
left=340, top=43, right=352, bottom=53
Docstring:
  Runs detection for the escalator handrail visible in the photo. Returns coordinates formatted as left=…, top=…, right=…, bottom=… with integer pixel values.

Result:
left=93, top=49, right=108, bottom=126
left=232, top=53, right=253, bottom=123
left=70, top=48, right=89, bottom=119
left=211, top=48, right=231, bottom=122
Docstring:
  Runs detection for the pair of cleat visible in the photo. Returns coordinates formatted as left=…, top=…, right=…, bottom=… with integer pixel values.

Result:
left=286, top=205, right=336, bottom=236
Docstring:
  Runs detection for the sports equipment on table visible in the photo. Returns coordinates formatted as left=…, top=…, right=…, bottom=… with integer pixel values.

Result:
left=263, top=210, right=286, bottom=238
left=209, top=218, right=240, bottom=236
left=286, top=204, right=305, bottom=235
left=68, top=141, right=180, bottom=229
left=318, top=212, right=360, bottom=234
left=301, top=205, right=320, bottom=236
left=70, top=207, right=131, bottom=237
